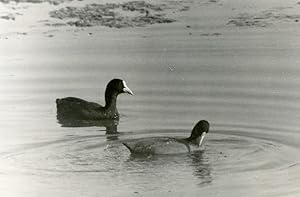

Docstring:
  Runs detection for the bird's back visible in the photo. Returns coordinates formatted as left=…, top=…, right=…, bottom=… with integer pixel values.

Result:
left=56, top=97, right=105, bottom=120
left=123, top=137, right=192, bottom=155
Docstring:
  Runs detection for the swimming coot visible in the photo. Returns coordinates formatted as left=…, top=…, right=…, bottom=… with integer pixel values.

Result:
left=56, top=79, right=133, bottom=120
left=123, top=120, right=210, bottom=155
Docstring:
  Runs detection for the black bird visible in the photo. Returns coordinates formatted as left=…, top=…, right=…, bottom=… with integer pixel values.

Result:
left=56, top=79, right=133, bottom=121
left=123, top=120, right=210, bottom=155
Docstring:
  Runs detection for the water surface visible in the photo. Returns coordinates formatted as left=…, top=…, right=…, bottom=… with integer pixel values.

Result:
left=0, top=0, right=300, bottom=196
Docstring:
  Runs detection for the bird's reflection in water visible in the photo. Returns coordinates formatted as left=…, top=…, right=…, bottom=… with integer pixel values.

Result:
left=189, top=151, right=212, bottom=186
left=125, top=151, right=212, bottom=186
left=57, top=116, right=120, bottom=140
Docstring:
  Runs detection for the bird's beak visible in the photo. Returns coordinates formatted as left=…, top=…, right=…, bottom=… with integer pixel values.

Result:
left=123, top=87, right=133, bottom=95
left=199, top=132, right=207, bottom=146
left=122, top=81, right=134, bottom=95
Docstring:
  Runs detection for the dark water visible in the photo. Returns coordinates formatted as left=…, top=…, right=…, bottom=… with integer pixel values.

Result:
left=1, top=2, right=300, bottom=196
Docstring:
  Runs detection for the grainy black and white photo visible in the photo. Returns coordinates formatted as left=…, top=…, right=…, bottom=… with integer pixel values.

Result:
left=0, top=0, right=300, bottom=196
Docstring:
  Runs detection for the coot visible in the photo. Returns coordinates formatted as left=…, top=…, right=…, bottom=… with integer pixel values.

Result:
left=123, top=120, right=209, bottom=155
left=56, top=79, right=133, bottom=120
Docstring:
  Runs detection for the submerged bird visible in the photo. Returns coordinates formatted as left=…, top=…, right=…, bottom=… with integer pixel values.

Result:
left=56, top=79, right=133, bottom=120
left=123, top=120, right=210, bottom=155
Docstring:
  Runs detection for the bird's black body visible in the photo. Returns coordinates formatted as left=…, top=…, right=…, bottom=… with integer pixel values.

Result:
left=56, top=97, right=116, bottom=120
left=56, top=79, right=133, bottom=121
left=123, top=120, right=210, bottom=155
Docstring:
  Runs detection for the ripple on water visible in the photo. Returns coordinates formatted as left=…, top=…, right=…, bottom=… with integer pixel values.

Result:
left=205, top=133, right=286, bottom=175
left=1, top=124, right=300, bottom=194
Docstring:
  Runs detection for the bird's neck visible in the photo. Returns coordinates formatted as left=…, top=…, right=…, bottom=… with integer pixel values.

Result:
left=104, top=90, right=119, bottom=115
left=186, top=136, right=200, bottom=146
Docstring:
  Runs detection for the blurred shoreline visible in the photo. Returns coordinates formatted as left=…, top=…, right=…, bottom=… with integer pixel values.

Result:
left=0, top=0, right=299, bottom=39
